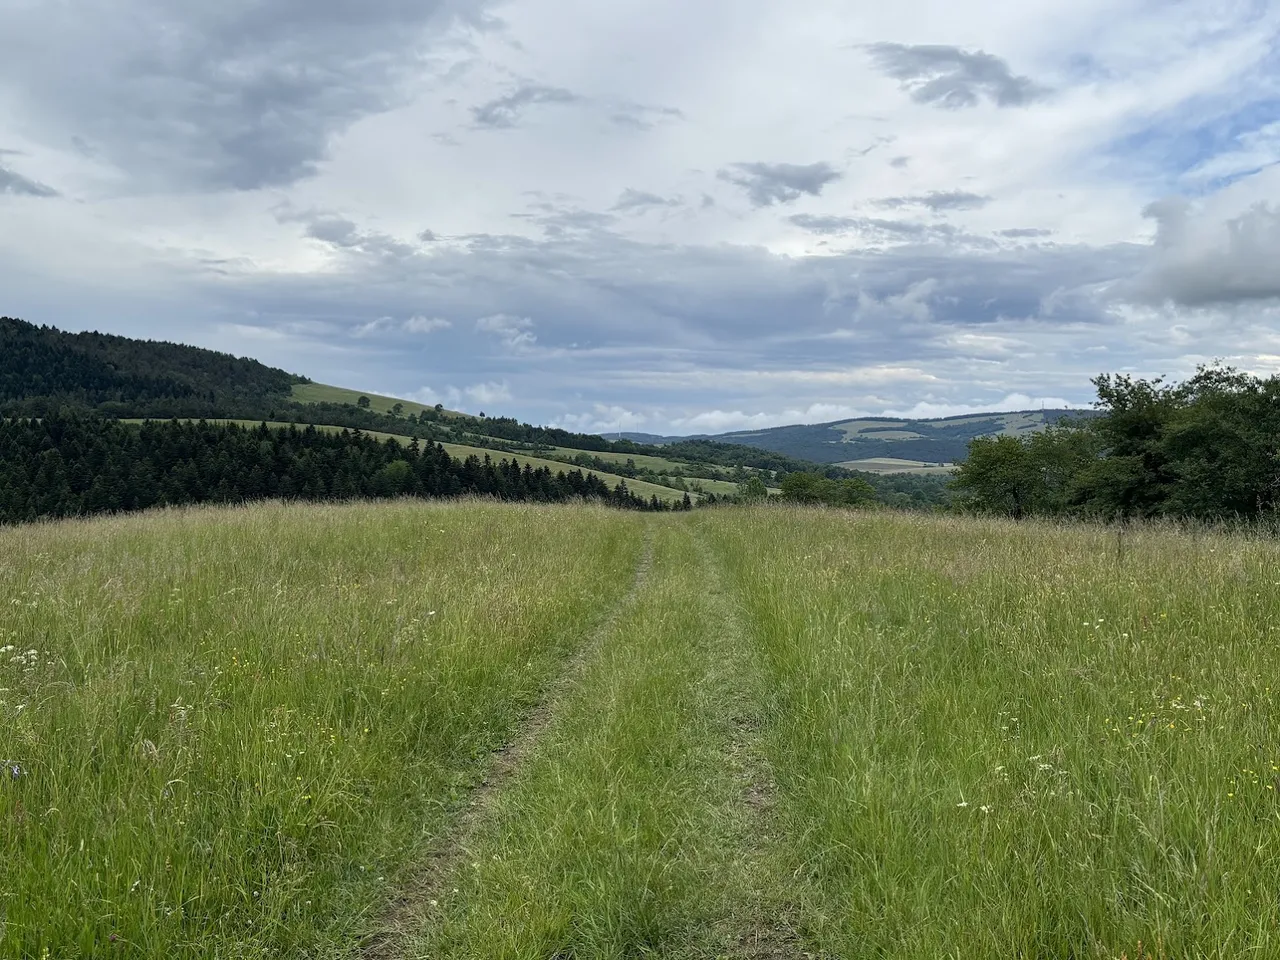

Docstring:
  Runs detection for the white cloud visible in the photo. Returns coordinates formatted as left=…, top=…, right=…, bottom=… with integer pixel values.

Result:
left=553, top=404, right=652, bottom=433
left=403, top=315, right=452, bottom=334
left=464, top=380, right=513, bottom=406
left=475, top=313, right=537, bottom=350
left=881, top=393, right=1084, bottom=419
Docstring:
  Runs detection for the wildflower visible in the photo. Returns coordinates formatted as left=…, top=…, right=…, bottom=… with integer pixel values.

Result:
left=980, top=805, right=992, bottom=813
left=956, top=800, right=969, bottom=808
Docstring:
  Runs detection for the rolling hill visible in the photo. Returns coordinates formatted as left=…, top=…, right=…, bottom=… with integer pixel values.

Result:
left=1, top=315, right=1051, bottom=493
left=610, top=409, right=1094, bottom=468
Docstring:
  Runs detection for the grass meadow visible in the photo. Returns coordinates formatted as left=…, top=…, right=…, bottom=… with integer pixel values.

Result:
left=3, top=501, right=1279, bottom=957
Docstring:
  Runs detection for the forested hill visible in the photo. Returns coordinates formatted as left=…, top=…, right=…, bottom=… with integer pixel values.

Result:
left=0, top=416, right=684, bottom=524
left=0, top=317, right=306, bottom=418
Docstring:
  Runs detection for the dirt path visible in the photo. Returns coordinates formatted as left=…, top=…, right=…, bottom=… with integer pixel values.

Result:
left=361, top=532, right=656, bottom=959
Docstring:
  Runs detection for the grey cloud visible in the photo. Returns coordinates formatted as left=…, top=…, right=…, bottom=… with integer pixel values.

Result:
left=879, top=190, right=990, bottom=211
left=209, top=209, right=1134, bottom=362
left=613, top=189, right=681, bottom=212
left=1000, top=227, right=1053, bottom=238
left=890, top=156, right=910, bottom=168
left=789, top=214, right=862, bottom=235
left=471, top=84, right=579, bottom=128
left=0, top=164, right=59, bottom=198
left=288, top=209, right=417, bottom=257
left=0, top=0, right=493, bottom=191
left=418, top=229, right=439, bottom=242
left=1128, top=198, right=1280, bottom=305
left=306, top=216, right=362, bottom=247
left=513, top=200, right=617, bottom=237
left=866, top=43, right=1048, bottom=109
left=790, top=213, right=993, bottom=247
left=717, top=161, right=842, bottom=207
left=609, top=103, right=685, bottom=131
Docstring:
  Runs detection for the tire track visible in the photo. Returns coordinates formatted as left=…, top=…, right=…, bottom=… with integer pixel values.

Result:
left=694, top=531, right=808, bottom=960
left=361, top=531, right=656, bottom=959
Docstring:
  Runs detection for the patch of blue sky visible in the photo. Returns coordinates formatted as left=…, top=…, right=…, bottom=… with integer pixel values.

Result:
left=1104, top=94, right=1280, bottom=195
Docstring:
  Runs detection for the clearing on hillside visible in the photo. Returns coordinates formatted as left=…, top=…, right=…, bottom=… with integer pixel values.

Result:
left=3, top=502, right=1279, bottom=958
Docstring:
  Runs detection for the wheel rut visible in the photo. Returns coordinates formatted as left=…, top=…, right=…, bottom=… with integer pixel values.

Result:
left=694, top=532, right=808, bottom=960
left=361, top=532, right=656, bottom=959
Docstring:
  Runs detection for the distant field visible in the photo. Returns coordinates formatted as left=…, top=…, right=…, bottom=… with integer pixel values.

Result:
left=541, top=445, right=690, bottom=474
left=291, top=382, right=460, bottom=419
left=8, top=504, right=1279, bottom=957
left=431, top=441, right=690, bottom=504
left=121, top=418, right=690, bottom=504
left=839, top=456, right=957, bottom=474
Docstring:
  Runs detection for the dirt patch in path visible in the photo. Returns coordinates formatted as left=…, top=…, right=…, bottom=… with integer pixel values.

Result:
left=360, top=533, right=656, bottom=960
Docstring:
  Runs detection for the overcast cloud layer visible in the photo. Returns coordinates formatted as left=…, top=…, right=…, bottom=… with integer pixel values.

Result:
left=2, top=0, right=1280, bottom=433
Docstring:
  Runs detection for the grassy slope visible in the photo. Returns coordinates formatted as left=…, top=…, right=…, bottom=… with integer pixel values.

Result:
left=9, top=503, right=1280, bottom=957
left=291, top=385, right=774, bottom=490
left=0, top=501, right=644, bottom=958
left=704, top=507, right=1280, bottom=957
left=541, top=445, right=689, bottom=473
left=290, top=382, right=463, bottom=420
left=122, top=418, right=690, bottom=504
left=538, top=446, right=775, bottom=496
left=837, top=457, right=957, bottom=474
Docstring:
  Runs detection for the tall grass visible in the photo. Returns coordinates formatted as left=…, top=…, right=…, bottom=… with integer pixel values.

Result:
left=8, top=500, right=1280, bottom=958
left=703, top=506, right=1280, bottom=958
left=420, top=520, right=762, bottom=959
left=0, top=500, right=643, bottom=958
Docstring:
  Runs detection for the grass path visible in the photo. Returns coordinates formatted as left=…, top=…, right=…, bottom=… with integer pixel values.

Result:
left=362, top=532, right=657, bottom=958
left=385, top=520, right=792, bottom=958
left=693, top=535, right=804, bottom=959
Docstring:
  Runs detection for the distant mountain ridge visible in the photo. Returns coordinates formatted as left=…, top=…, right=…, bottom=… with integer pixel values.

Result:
left=605, top=409, right=1094, bottom=466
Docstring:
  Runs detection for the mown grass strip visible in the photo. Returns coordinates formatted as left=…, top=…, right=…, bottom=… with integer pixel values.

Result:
left=0, top=501, right=643, bottom=959
left=409, top=521, right=768, bottom=959
left=705, top=505, right=1280, bottom=959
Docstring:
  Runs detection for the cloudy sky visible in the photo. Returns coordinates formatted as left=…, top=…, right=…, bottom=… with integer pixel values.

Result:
left=2, top=0, right=1280, bottom=434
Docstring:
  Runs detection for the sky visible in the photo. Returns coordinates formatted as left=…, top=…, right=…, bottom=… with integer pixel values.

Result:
left=2, top=0, right=1280, bottom=434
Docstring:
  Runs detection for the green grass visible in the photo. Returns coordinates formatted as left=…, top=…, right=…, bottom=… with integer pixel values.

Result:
left=836, top=456, right=957, bottom=474
left=7, top=502, right=1280, bottom=958
left=290, top=382, right=461, bottom=420
left=540, top=446, right=691, bottom=474
left=418, top=521, right=764, bottom=958
left=0, top=501, right=643, bottom=957
left=430, top=442, right=690, bottom=505
left=702, top=507, right=1280, bottom=958
left=120, top=419, right=690, bottom=504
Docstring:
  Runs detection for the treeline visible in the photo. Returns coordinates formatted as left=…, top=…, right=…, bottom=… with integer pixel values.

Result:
left=954, top=367, right=1280, bottom=521
left=0, top=317, right=304, bottom=417
left=0, top=318, right=853, bottom=479
left=0, top=417, right=687, bottom=525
